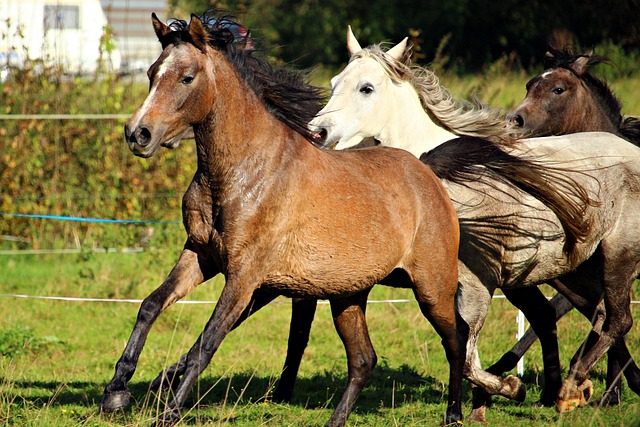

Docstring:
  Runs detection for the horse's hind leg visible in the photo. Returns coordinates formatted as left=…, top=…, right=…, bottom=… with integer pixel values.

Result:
left=273, top=298, right=318, bottom=402
left=324, top=290, right=375, bottom=427
left=557, top=251, right=635, bottom=413
left=101, top=243, right=216, bottom=413
left=413, top=281, right=466, bottom=425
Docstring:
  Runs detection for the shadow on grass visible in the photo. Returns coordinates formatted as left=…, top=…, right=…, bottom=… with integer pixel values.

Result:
left=2, top=362, right=453, bottom=413
left=3, top=365, right=609, bottom=423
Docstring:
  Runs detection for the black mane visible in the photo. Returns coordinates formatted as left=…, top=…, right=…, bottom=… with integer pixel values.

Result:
left=167, top=11, right=326, bottom=141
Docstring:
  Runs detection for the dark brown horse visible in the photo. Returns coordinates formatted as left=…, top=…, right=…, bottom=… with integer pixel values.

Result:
left=100, top=12, right=464, bottom=426
left=502, top=45, right=640, bottom=408
left=508, top=45, right=640, bottom=142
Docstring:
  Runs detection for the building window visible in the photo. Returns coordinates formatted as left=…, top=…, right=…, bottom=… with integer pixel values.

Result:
left=44, top=5, right=80, bottom=30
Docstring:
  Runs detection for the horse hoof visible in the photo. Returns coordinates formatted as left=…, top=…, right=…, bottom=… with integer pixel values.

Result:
left=534, top=393, right=556, bottom=407
left=155, top=407, right=181, bottom=427
left=503, top=375, right=526, bottom=402
left=468, top=406, right=487, bottom=423
left=590, top=389, right=621, bottom=407
left=100, top=389, right=131, bottom=412
left=271, top=388, right=293, bottom=403
left=556, top=379, right=593, bottom=413
left=579, top=379, right=593, bottom=406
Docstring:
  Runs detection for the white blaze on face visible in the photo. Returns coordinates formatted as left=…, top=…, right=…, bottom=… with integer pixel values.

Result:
left=129, top=49, right=179, bottom=130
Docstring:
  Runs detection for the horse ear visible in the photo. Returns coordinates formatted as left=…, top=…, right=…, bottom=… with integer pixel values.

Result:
left=188, top=14, right=210, bottom=51
left=151, top=13, right=170, bottom=41
left=346, top=25, right=362, bottom=56
left=387, top=37, right=408, bottom=61
left=571, top=54, right=591, bottom=75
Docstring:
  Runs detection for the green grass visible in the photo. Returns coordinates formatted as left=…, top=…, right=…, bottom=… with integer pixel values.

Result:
left=1, top=252, right=639, bottom=426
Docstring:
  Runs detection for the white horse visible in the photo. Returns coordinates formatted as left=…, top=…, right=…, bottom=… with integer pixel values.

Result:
left=310, top=27, right=640, bottom=421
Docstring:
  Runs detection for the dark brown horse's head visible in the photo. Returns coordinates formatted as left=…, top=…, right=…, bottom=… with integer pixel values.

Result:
left=507, top=46, right=623, bottom=138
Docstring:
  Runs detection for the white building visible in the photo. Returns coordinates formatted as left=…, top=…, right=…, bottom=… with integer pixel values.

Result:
left=0, top=0, right=167, bottom=74
left=99, top=0, right=167, bottom=72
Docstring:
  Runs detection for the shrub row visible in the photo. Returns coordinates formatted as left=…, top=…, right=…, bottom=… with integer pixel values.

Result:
left=1, top=66, right=195, bottom=249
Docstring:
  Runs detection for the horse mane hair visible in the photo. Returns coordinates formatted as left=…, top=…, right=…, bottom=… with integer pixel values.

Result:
left=351, top=45, right=520, bottom=143
left=166, top=11, right=326, bottom=141
left=544, top=45, right=640, bottom=145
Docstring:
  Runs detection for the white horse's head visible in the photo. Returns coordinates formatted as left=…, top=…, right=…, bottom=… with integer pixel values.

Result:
left=309, top=27, right=418, bottom=151
left=310, top=27, right=513, bottom=156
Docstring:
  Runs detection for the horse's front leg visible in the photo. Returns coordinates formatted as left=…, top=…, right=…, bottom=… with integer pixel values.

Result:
left=325, top=290, right=375, bottom=427
left=154, top=276, right=259, bottom=427
left=149, top=289, right=308, bottom=394
left=100, top=243, right=216, bottom=412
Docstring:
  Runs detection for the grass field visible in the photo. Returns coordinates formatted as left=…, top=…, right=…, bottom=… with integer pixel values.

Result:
left=2, top=65, right=640, bottom=425
left=0, top=250, right=639, bottom=426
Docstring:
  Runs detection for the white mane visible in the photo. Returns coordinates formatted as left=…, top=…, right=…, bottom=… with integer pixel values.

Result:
left=352, top=45, right=521, bottom=143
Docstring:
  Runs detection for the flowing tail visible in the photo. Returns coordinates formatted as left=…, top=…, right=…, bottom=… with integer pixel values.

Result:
left=420, top=136, right=597, bottom=260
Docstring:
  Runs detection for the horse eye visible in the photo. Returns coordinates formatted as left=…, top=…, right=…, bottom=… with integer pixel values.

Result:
left=552, top=87, right=565, bottom=95
left=359, top=84, right=374, bottom=95
left=182, top=76, right=194, bottom=85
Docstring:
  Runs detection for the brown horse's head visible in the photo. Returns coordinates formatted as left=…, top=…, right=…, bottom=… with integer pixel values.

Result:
left=507, top=46, right=622, bottom=138
left=125, top=13, right=244, bottom=157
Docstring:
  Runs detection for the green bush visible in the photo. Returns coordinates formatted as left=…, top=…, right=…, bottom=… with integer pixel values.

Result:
left=0, top=62, right=194, bottom=249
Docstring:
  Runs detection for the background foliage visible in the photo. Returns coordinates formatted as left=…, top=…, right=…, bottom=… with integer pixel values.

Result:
left=1, top=2, right=639, bottom=249
left=168, top=0, right=640, bottom=72
left=0, top=62, right=192, bottom=249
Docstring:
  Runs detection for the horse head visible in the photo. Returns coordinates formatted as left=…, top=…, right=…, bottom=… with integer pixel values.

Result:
left=309, top=27, right=411, bottom=151
left=508, top=46, right=622, bottom=137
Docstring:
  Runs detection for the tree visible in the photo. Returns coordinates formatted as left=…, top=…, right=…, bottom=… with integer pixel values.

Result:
left=167, top=0, right=640, bottom=72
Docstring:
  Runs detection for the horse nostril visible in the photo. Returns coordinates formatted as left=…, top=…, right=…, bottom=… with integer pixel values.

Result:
left=137, top=127, right=152, bottom=146
left=317, top=128, right=328, bottom=142
left=512, top=114, right=524, bottom=127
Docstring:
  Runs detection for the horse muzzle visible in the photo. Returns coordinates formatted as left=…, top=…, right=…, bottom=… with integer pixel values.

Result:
left=125, top=123, right=158, bottom=158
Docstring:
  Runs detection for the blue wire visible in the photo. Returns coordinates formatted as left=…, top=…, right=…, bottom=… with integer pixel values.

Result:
left=0, top=212, right=180, bottom=225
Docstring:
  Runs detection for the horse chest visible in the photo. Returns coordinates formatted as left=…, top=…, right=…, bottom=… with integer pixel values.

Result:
left=181, top=175, right=224, bottom=256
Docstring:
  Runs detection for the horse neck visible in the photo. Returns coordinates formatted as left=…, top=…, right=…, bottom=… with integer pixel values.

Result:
left=575, top=93, right=621, bottom=135
left=378, top=82, right=457, bottom=158
left=194, top=58, right=297, bottom=198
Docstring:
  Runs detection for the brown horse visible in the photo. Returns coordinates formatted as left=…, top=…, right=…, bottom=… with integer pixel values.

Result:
left=100, top=12, right=464, bottom=427
left=503, top=45, right=640, bottom=407
left=508, top=45, right=640, bottom=142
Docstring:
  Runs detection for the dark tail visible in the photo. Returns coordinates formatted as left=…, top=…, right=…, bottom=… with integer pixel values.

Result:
left=420, top=136, right=597, bottom=260
left=620, top=116, right=640, bottom=146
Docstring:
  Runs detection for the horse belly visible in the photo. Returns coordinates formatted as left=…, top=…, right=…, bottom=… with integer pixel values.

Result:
left=261, top=237, right=404, bottom=299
